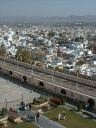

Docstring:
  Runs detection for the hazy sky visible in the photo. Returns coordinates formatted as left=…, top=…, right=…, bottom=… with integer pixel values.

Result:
left=0, top=0, right=96, bottom=17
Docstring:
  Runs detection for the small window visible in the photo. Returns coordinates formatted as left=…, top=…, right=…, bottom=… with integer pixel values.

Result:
left=61, top=89, right=66, bottom=95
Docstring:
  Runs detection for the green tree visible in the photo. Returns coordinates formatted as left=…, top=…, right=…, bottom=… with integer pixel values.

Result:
left=60, top=97, right=65, bottom=105
left=48, top=31, right=55, bottom=38
left=1, top=107, right=7, bottom=116
left=0, top=44, right=6, bottom=56
left=35, top=50, right=45, bottom=62
left=75, top=36, right=84, bottom=43
left=88, top=41, right=96, bottom=54
left=76, top=102, right=82, bottom=111
left=15, top=48, right=32, bottom=63
left=33, top=98, right=36, bottom=104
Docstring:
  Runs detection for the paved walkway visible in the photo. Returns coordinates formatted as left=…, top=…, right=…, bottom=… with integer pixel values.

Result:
left=33, top=114, right=65, bottom=128
left=19, top=110, right=65, bottom=128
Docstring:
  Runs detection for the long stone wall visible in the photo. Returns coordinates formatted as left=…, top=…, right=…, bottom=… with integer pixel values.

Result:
left=0, top=65, right=96, bottom=110
left=0, top=57, right=96, bottom=88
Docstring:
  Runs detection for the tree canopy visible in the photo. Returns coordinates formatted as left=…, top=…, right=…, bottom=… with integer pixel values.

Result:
left=0, top=44, right=6, bottom=56
left=15, top=48, right=32, bottom=63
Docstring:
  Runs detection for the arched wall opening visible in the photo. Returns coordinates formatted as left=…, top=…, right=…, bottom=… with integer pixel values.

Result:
left=23, top=75, right=27, bottom=82
left=86, top=98, right=95, bottom=111
left=9, top=70, right=12, bottom=75
left=61, top=89, right=66, bottom=95
left=39, top=81, right=44, bottom=87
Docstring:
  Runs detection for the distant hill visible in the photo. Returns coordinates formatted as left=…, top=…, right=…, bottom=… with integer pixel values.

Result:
left=0, top=15, right=96, bottom=24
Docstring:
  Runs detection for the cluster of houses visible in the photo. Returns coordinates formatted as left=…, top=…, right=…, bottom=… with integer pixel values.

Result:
left=0, top=24, right=96, bottom=77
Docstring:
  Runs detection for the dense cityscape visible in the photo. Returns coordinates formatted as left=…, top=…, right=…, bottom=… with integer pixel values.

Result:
left=0, top=22, right=96, bottom=128
left=0, top=0, right=96, bottom=128
left=0, top=24, right=96, bottom=78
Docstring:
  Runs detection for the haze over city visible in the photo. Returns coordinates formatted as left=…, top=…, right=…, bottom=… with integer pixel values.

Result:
left=0, top=0, right=96, bottom=17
